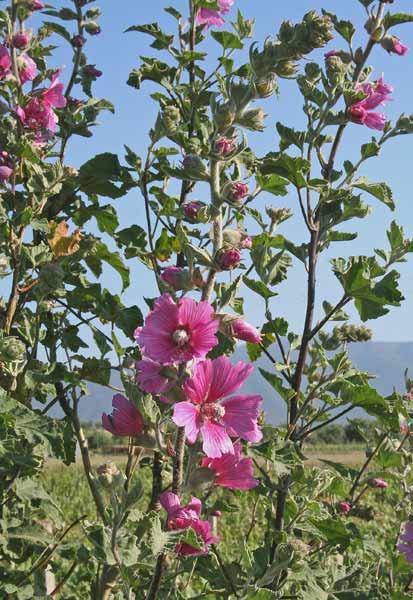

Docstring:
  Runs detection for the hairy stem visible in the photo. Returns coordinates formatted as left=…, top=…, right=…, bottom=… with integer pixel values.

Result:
left=202, top=159, right=222, bottom=302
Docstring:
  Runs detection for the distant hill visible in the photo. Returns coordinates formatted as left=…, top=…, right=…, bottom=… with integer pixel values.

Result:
left=46, top=342, right=413, bottom=424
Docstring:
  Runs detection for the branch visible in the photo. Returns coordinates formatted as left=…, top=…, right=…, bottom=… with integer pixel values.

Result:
left=348, top=432, right=388, bottom=500
left=297, top=405, right=355, bottom=440
left=308, top=296, right=350, bottom=342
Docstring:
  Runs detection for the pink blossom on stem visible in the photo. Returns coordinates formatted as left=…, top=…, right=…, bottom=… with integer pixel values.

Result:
left=202, top=442, right=258, bottom=490
left=397, top=522, right=413, bottom=563
left=0, top=46, right=11, bottom=80
left=183, top=200, right=205, bottom=222
left=13, top=33, right=30, bottom=49
left=18, top=54, right=37, bottom=84
left=83, top=64, right=103, bottom=78
left=370, top=478, right=388, bottom=489
left=337, top=501, right=352, bottom=515
left=160, top=266, right=184, bottom=290
left=196, top=0, right=234, bottom=29
left=173, top=356, right=263, bottom=458
left=135, top=358, right=174, bottom=394
left=0, top=165, right=12, bottom=181
left=240, top=235, right=252, bottom=249
left=102, top=394, right=144, bottom=437
left=382, top=35, right=408, bottom=56
left=135, top=294, right=218, bottom=364
left=216, top=247, right=241, bottom=270
left=42, top=71, right=67, bottom=109
left=160, top=491, right=219, bottom=556
left=232, top=318, right=262, bottom=344
left=214, top=136, right=236, bottom=156
left=350, top=75, right=392, bottom=131
left=30, top=0, right=45, bottom=9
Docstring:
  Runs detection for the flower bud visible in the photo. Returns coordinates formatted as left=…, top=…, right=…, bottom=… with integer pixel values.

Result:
left=64, top=166, right=79, bottom=178
left=0, top=337, right=26, bottom=362
left=83, top=64, right=102, bottom=78
left=160, top=266, right=195, bottom=292
left=337, top=501, right=352, bottom=515
left=274, top=543, right=294, bottom=563
left=0, top=166, right=12, bottom=181
left=404, top=393, right=413, bottom=402
left=222, top=228, right=243, bottom=246
left=240, top=235, right=252, bottom=249
left=236, top=107, right=266, bottom=131
left=97, top=462, right=125, bottom=488
left=222, top=181, right=249, bottom=207
left=253, top=75, right=277, bottom=98
left=213, top=100, right=237, bottom=132
left=161, top=105, right=180, bottom=136
left=381, top=35, right=408, bottom=56
left=84, top=22, right=101, bottom=35
left=210, top=510, right=222, bottom=517
left=370, top=478, right=388, bottom=489
left=354, top=47, right=364, bottom=64
left=181, top=154, right=209, bottom=180
left=30, top=0, right=45, bottom=9
left=215, top=247, right=241, bottom=270
left=213, top=136, right=236, bottom=158
left=71, top=35, right=86, bottom=48
left=183, top=200, right=206, bottom=223
left=266, top=206, right=293, bottom=232
left=13, top=32, right=30, bottom=48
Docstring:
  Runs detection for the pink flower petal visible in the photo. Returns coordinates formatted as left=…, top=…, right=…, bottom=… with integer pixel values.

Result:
left=222, top=394, right=263, bottom=442
left=172, top=402, right=201, bottom=444
left=200, top=421, right=234, bottom=458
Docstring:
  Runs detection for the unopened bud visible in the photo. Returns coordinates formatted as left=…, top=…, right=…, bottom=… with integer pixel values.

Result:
left=181, top=154, right=209, bottom=180
left=71, top=35, right=86, bottom=48
left=84, top=22, right=101, bottom=35
left=222, top=181, right=249, bottom=207
left=0, top=337, right=26, bottom=362
left=236, top=107, right=266, bottom=131
left=213, top=136, right=236, bottom=157
left=213, top=101, right=237, bottom=132
left=183, top=200, right=207, bottom=223
left=215, top=247, right=241, bottom=270
left=97, top=462, right=125, bottom=488
left=13, top=32, right=30, bottom=48
left=254, top=75, right=277, bottom=98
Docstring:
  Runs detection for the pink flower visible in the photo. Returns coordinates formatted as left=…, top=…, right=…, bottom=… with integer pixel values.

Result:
left=18, top=54, right=36, bottom=84
left=160, top=266, right=184, bottom=291
left=17, top=98, right=58, bottom=133
left=13, top=33, right=30, bottom=48
left=216, top=247, right=241, bottom=270
left=0, top=46, right=11, bottom=80
left=102, top=394, right=144, bottom=437
left=0, top=166, right=12, bottom=181
left=183, top=200, right=205, bottom=222
left=83, top=64, right=103, bottom=78
left=382, top=36, right=408, bottom=56
left=337, top=501, right=352, bottom=515
left=135, top=294, right=218, bottom=364
left=223, top=181, right=249, bottom=206
left=214, top=136, right=236, bottom=156
left=370, top=478, right=388, bottom=489
left=42, top=71, right=67, bottom=109
left=160, top=491, right=219, bottom=556
left=135, top=358, right=174, bottom=394
left=202, top=442, right=258, bottom=490
left=325, top=49, right=339, bottom=58
left=196, top=0, right=234, bottom=29
left=173, top=356, right=262, bottom=458
left=350, top=75, right=392, bottom=131
left=232, top=318, right=261, bottom=344
left=71, top=35, right=86, bottom=48
left=30, top=0, right=45, bottom=9
left=397, top=522, right=413, bottom=563
left=240, top=235, right=252, bottom=249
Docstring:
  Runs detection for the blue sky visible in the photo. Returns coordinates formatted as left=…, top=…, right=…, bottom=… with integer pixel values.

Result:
left=46, top=0, right=413, bottom=342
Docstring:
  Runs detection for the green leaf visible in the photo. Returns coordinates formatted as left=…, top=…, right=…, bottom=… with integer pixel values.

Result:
left=255, top=172, right=289, bottom=196
left=40, top=21, right=71, bottom=42
left=383, top=12, right=413, bottom=30
left=78, top=153, right=129, bottom=199
left=351, top=177, right=395, bottom=211
left=276, top=122, right=306, bottom=151
left=244, top=276, right=277, bottom=299
left=259, top=369, right=295, bottom=403
left=211, top=30, right=244, bottom=50
left=361, top=141, right=380, bottom=160
left=310, top=517, right=354, bottom=547
left=116, top=306, right=143, bottom=339
left=125, top=23, right=174, bottom=50
left=80, top=358, right=111, bottom=386
left=85, top=242, right=130, bottom=290
left=333, top=19, right=355, bottom=43
left=260, top=153, right=310, bottom=188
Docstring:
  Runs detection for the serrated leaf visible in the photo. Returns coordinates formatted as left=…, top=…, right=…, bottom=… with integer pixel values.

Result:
left=351, top=177, right=395, bottom=211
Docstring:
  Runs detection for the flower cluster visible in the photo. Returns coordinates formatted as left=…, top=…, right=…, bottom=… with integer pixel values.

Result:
left=196, top=0, right=234, bottom=29
left=349, top=75, right=393, bottom=131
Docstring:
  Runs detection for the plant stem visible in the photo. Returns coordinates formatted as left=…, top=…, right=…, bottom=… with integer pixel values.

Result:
left=148, top=451, right=163, bottom=512
left=348, top=433, right=388, bottom=500
left=202, top=159, right=222, bottom=302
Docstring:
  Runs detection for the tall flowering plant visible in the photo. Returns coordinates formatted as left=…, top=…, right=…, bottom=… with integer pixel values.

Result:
left=2, top=0, right=413, bottom=598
